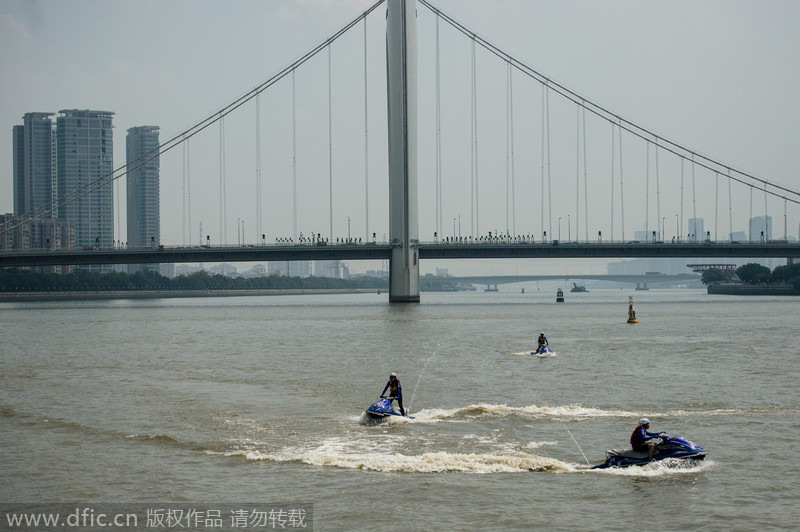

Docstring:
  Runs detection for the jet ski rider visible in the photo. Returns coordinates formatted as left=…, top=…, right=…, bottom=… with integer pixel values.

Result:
left=380, top=372, right=406, bottom=416
left=630, top=418, right=666, bottom=460
left=536, top=332, right=548, bottom=353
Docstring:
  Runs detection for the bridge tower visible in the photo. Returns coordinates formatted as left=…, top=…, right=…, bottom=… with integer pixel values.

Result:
left=386, top=0, right=420, bottom=302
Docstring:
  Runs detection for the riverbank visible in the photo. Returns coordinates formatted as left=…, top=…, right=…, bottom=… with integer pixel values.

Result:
left=0, top=288, right=381, bottom=302
left=707, top=283, right=800, bottom=296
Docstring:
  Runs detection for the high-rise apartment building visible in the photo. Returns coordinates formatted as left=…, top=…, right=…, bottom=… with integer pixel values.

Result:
left=126, top=126, right=160, bottom=274
left=55, top=109, right=114, bottom=252
left=12, top=112, right=56, bottom=218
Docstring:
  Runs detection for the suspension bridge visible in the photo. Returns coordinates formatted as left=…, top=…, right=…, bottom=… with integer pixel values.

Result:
left=2, top=0, right=799, bottom=302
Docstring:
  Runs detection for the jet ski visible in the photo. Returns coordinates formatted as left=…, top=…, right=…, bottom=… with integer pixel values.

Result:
left=591, top=435, right=705, bottom=469
left=364, top=397, right=413, bottom=421
left=532, top=345, right=554, bottom=355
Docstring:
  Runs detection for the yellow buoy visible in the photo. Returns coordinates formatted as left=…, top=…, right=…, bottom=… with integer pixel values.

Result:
left=627, top=295, right=639, bottom=323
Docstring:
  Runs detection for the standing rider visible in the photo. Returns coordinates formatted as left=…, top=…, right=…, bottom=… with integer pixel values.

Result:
left=630, top=418, right=665, bottom=460
left=536, top=332, right=549, bottom=354
left=380, top=372, right=406, bottom=416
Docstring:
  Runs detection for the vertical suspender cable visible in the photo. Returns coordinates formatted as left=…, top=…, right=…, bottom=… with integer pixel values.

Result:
left=328, top=45, right=333, bottom=242
left=292, top=70, right=297, bottom=239
left=582, top=105, right=588, bottom=241
left=473, top=38, right=480, bottom=237
left=256, top=92, right=262, bottom=242
left=714, top=172, right=719, bottom=241
left=575, top=105, right=580, bottom=242
left=182, top=138, right=187, bottom=245
left=505, top=62, right=510, bottom=235
left=655, top=139, right=661, bottom=239
left=749, top=187, right=753, bottom=241
left=763, top=183, right=768, bottom=239
left=540, top=86, right=545, bottom=239
left=784, top=199, right=787, bottom=240
left=470, top=38, right=476, bottom=238
left=618, top=119, right=625, bottom=241
left=219, top=116, right=226, bottom=245
left=727, top=170, right=733, bottom=240
left=645, top=142, right=650, bottom=239
left=545, top=83, right=552, bottom=240
left=691, top=154, right=697, bottom=240
left=610, top=122, right=615, bottom=241
left=435, top=15, right=441, bottom=238
left=510, top=64, right=516, bottom=237
left=187, top=138, right=191, bottom=245
left=680, top=158, right=684, bottom=241
left=364, top=16, right=370, bottom=242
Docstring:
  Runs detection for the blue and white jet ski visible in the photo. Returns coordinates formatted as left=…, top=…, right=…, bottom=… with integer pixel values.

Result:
left=364, top=397, right=413, bottom=421
left=591, top=435, right=706, bottom=469
left=532, top=345, right=554, bottom=355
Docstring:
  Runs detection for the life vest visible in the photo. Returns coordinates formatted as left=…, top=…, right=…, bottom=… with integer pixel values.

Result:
left=630, top=426, right=645, bottom=446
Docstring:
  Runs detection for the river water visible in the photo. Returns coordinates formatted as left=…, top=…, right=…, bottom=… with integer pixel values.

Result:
left=1, top=289, right=798, bottom=530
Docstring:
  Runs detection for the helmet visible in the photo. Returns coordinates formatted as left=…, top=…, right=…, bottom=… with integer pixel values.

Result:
left=639, top=418, right=650, bottom=426
left=389, top=372, right=397, bottom=377
left=540, top=332, right=545, bottom=335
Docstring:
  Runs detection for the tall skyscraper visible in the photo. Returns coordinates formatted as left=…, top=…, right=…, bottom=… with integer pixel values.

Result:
left=126, top=126, right=160, bottom=273
left=12, top=112, right=56, bottom=218
left=56, top=109, right=115, bottom=252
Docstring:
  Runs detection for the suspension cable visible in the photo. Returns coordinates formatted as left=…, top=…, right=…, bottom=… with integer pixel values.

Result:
left=0, top=0, right=387, bottom=238
left=418, top=0, right=799, bottom=204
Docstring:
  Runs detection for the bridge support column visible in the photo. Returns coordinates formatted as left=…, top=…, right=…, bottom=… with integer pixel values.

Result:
left=387, top=0, right=419, bottom=302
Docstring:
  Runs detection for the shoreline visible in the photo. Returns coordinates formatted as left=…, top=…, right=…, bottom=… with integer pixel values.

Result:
left=707, top=284, right=800, bottom=296
left=0, top=288, right=381, bottom=302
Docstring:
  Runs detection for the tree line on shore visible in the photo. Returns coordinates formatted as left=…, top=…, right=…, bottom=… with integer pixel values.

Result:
left=701, top=262, right=800, bottom=289
left=0, top=268, right=388, bottom=292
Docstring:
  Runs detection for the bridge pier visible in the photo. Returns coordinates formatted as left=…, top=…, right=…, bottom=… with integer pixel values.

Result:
left=386, top=0, right=420, bottom=302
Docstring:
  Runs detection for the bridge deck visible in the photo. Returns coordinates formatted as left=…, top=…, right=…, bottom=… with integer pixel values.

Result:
left=0, top=241, right=797, bottom=268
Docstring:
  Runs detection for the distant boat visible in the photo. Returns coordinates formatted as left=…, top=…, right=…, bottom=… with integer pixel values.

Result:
left=570, top=282, right=588, bottom=293
left=556, top=288, right=565, bottom=303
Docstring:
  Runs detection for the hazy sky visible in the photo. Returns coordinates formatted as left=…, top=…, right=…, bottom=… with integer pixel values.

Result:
left=2, top=0, right=799, bottom=275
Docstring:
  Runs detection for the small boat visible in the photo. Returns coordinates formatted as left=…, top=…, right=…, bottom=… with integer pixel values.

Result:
left=591, top=435, right=706, bottom=469
left=570, top=282, right=588, bottom=293
left=556, top=289, right=564, bottom=303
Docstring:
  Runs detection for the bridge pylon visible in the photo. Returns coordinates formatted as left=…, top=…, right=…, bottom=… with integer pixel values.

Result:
left=386, top=0, right=420, bottom=302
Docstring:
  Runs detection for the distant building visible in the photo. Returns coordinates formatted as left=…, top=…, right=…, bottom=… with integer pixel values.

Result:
left=749, top=216, right=772, bottom=242
left=56, top=109, right=115, bottom=271
left=159, top=263, right=176, bottom=279
left=688, top=218, right=704, bottom=242
left=730, top=231, right=746, bottom=242
left=314, top=260, right=342, bottom=278
left=208, top=263, right=237, bottom=276
left=13, top=112, right=56, bottom=219
left=126, top=126, right=160, bottom=274
left=0, top=213, right=74, bottom=273
left=268, top=261, right=311, bottom=277
left=175, top=264, right=202, bottom=276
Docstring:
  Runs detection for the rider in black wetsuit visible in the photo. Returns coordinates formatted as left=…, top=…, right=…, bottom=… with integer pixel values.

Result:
left=536, top=332, right=549, bottom=353
left=380, top=372, right=405, bottom=416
